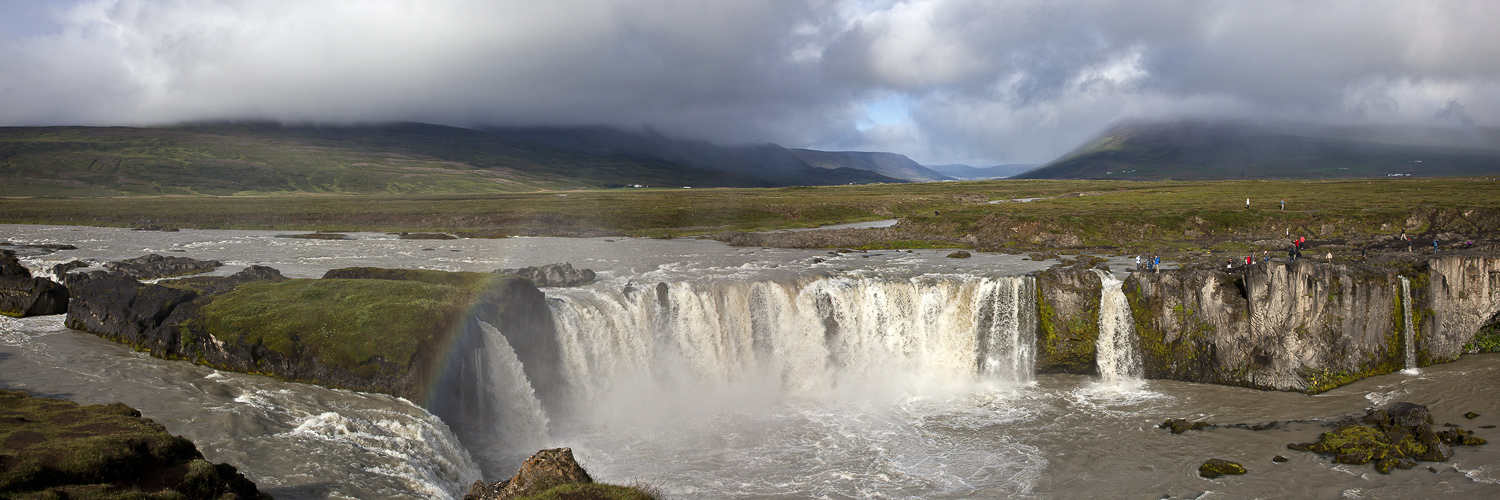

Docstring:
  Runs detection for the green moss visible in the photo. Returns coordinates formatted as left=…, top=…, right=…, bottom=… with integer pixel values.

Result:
left=1198, top=458, right=1246, bottom=478
left=515, top=482, right=658, bottom=500
left=0, top=390, right=267, bottom=499
left=1465, top=320, right=1500, bottom=353
left=193, top=277, right=486, bottom=376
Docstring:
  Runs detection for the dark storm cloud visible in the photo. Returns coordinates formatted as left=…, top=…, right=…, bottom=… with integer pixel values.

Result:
left=1, top=0, right=1497, bottom=164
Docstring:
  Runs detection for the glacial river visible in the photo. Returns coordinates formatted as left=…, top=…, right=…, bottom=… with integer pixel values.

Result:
left=2, top=224, right=1497, bottom=499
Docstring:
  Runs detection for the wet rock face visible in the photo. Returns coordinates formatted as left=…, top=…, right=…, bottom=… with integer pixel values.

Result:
left=464, top=447, right=594, bottom=500
left=1425, top=256, right=1500, bottom=362
left=0, top=251, right=69, bottom=317
left=496, top=263, right=596, bottom=287
left=104, top=253, right=223, bottom=280
left=1288, top=402, right=1486, bottom=474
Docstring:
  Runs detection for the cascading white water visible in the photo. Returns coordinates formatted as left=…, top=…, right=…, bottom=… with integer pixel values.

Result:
left=545, top=275, right=1037, bottom=405
left=471, top=321, right=552, bottom=468
left=1092, top=269, right=1142, bottom=385
left=1399, top=276, right=1417, bottom=372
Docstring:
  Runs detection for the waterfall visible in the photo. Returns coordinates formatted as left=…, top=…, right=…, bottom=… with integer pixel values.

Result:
left=1399, top=276, right=1417, bottom=372
left=439, top=321, right=551, bottom=476
left=546, top=275, right=1038, bottom=403
left=1092, top=270, right=1142, bottom=385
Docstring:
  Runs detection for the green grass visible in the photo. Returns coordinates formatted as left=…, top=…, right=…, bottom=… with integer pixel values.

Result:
left=3, top=178, right=1499, bottom=251
left=193, top=277, right=486, bottom=376
left=0, top=390, right=267, bottom=499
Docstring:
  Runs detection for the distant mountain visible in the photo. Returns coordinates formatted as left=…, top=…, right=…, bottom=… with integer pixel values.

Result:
left=926, top=163, right=1039, bottom=180
left=790, top=149, right=950, bottom=182
left=487, top=126, right=905, bottom=185
left=1016, top=121, right=1500, bottom=180
left=0, top=123, right=906, bottom=196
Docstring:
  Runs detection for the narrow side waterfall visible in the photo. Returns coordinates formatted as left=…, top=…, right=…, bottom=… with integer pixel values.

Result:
left=546, top=275, right=1038, bottom=403
left=1092, top=270, right=1142, bottom=385
left=1399, top=276, right=1417, bottom=372
left=433, top=320, right=552, bottom=477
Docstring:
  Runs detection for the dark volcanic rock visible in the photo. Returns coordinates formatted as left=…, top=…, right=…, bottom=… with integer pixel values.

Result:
left=276, top=232, right=350, bottom=240
left=1159, top=419, right=1210, bottom=434
left=1288, top=402, right=1485, bottom=473
left=0, top=389, right=269, bottom=499
left=1198, top=458, right=1246, bottom=478
left=64, top=272, right=200, bottom=352
left=397, top=232, right=459, bottom=240
left=464, top=448, right=594, bottom=500
left=51, top=259, right=93, bottom=277
left=496, top=263, right=596, bottom=287
left=164, top=265, right=287, bottom=296
left=105, top=253, right=223, bottom=279
left=946, top=250, right=971, bottom=258
left=1, top=250, right=29, bottom=276
left=0, top=251, right=69, bottom=317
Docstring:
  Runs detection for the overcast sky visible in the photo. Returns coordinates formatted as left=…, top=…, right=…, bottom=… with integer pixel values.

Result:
left=1, top=0, right=1497, bottom=164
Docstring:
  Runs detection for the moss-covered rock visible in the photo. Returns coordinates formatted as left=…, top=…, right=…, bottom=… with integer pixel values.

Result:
left=464, top=448, right=655, bottom=500
left=1198, top=458, right=1246, bottom=478
left=1288, top=402, right=1485, bottom=474
left=0, top=389, right=268, bottom=499
left=1159, top=419, right=1209, bottom=434
left=1034, top=267, right=1102, bottom=374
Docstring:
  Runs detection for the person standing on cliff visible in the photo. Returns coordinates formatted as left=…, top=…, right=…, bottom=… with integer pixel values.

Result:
left=1246, top=197, right=1251, bottom=209
left=1135, top=254, right=1141, bottom=271
left=1280, top=199, right=1285, bottom=210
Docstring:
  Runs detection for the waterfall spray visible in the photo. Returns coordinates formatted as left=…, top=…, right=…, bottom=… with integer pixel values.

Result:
left=1092, top=269, right=1142, bottom=385
left=1399, top=277, right=1418, bottom=373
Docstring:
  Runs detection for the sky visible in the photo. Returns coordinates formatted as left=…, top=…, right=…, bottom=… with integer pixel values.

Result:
left=1, top=0, right=1497, bottom=165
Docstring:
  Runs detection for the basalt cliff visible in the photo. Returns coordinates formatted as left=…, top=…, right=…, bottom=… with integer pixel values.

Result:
left=1037, top=253, right=1500, bottom=392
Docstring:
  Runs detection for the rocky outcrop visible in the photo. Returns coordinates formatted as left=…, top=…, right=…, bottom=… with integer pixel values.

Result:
left=104, top=253, right=223, bottom=280
left=0, top=389, right=270, bottom=499
left=64, top=272, right=203, bottom=353
left=1035, top=268, right=1103, bottom=373
left=464, top=448, right=593, bottom=500
left=1423, top=255, right=1500, bottom=362
left=1288, top=402, right=1486, bottom=473
left=496, top=263, right=596, bottom=287
left=1, top=251, right=69, bottom=317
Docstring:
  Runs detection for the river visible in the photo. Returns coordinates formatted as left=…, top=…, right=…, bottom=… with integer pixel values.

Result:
left=2, top=224, right=1497, bottom=499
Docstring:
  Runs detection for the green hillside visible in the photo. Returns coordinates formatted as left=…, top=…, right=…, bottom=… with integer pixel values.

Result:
left=1017, top=122, right=1500, bottom=181
left=0, top=123, right=899, bottom=197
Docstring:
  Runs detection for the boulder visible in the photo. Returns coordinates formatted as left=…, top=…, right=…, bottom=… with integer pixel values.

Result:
left=0, top=275, right=70, bottom=317
left=946, top=250, right=971, bottom=259
left=464, top=448, right=593, bottom=500
left=1288, top=402, right=1484, bottom=473
left=1, top=250, right=29, bottom=277
left=1159, top=419, right=1210, bottom=434
left=1198, top=458, right=1246, bottom=478
left=496, top=263, right=596, bottom=287
left=51, top=259, right=93, bottom=277
left=0, top=251, right=69, bottom=317
left=104, top=254, right=222, bottom=280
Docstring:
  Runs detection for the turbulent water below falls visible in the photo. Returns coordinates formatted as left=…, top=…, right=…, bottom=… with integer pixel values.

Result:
left=3, top=225, right=1500, bottom=499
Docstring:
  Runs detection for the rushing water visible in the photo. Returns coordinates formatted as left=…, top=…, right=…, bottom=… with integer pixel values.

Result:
left=1400, top=276, right=1419, bottom=374
left=3, top=225, right=1499, bottom=499
left=1092, top=269, right=1142, bottom=387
